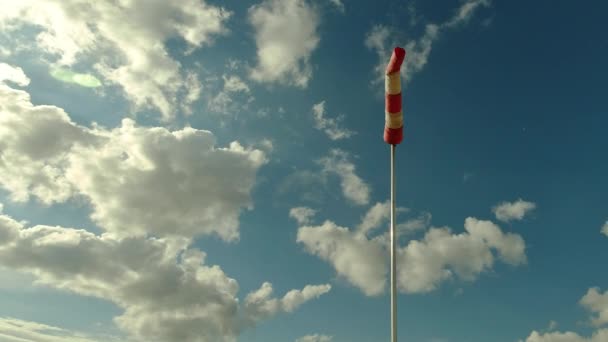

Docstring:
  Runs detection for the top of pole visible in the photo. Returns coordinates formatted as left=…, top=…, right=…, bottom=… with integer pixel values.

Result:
left=384, top=47, right=406, bottom=145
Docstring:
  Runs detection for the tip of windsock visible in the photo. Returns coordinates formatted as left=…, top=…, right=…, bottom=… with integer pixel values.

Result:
left=385, top=47, right=406, bottom=75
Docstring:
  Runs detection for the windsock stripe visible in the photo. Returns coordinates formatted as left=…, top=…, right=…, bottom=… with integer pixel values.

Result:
left=385, top=93, right=402, bottom=113
left=385, top=111, right=403, bottom=129
left=384, top=127, right=403, bottom=145
left=385, top=72, right=401, bottom=95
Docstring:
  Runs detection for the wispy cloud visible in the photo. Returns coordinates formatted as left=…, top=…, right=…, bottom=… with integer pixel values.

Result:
left=0, top=317, right=118, bottom=342
left=312, top=101, right=355, bottom=140
left=319, top=149, right=371, bottom=206
left=365, top=0, right=491, bottom=84
left=601, top=221, right=608, bottom=237
left=327, top=0, right=345, bottom=13
left=208, top=74, right=254, bottom=115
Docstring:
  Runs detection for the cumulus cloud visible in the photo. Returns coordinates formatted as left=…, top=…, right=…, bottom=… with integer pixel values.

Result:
left=0, top=0, right=231, bottom=119
left=365, top=0, right=491, bottom=83
left=522, top=329, right=608, bottom=342
left=601, top=221, right=608, bottom=237
left=296, top=334, right=333, bottom=342
left=318, top=149, right=370, bottom=206
left=295, top=203, right=526, bottom=296
left=0, top=66, right=266, bottom=241
left=312, top=101, right=355, bottom=140
left=398, top=217, right=526, bottom=293
left=67, top=121, right=266, bottom=241
left=580, top=288, right=608, bottom=327
left=0, top=210, right=330, bottom=342
left=0, top=317, right=113, bottom=342
left=493, top=199, right=536, bottom=222
left=520, top=287, right=608, bottom=342
left=0, top=80, right=97, bottom=204
left=249, top=0, right=320, bottom=87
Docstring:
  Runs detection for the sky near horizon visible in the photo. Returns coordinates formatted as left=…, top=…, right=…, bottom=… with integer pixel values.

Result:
left=1, top=0, right=608, bottom=341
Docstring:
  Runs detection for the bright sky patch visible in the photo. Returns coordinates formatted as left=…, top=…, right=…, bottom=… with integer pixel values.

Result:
left=50, top=68, right=102, bottom=88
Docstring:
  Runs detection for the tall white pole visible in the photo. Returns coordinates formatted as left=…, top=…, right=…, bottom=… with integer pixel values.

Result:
left=390, top=144, right=397, bottom=342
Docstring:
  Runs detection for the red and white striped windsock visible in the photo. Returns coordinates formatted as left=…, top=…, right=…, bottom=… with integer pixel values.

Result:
left=384, top=47, right=406, bottom=145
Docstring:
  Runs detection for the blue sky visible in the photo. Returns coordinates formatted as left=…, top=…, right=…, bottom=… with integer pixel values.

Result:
left=0, top=0, right=608, bottom=341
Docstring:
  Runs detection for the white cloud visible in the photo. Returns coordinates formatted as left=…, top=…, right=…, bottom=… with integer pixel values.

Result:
left=318, top=149, right=370, bottom=206
left=290, top=207, right=317, bottom=225
left=249, top=0, right=320, bottom=87
left=296, top=334, right=333, bottom=342
left=0, top=68, right=266, bottom=241
left=0, top=80, right=97, bottom=204
left=67, top=121, right=266, bottom=241
left=580, top=288, right=608, bottom=327
left=0, top=0, right=231, bottom=120
left=365, top=0, right=490, bottom=83
left=398, top=217, right=526, bottom=293
left=297, top=220, right=387, bottom=296
left=0, top=317, right=115, bottom=342
left=0, top=210, right=330, bottom=342
left=0, top=63, right=30, bottom=86
left=312, top=101, right=355, bottom=141
left=296, top=204, right=526, bottom=296
left=522, top=330, right=608, bottom=342
left=0, top=207, right=21, bottom=245
left=493, top=199, right=536, bottom=222
left=601, top=221, right=608, bottom=237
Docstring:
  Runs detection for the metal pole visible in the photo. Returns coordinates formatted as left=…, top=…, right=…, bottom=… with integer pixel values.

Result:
left=390, top=144, right=397, bottom=342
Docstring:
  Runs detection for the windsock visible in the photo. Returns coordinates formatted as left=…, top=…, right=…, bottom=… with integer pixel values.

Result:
left=384, top=47, right=406, bottom=145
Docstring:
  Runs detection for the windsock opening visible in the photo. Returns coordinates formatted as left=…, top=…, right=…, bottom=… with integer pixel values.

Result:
left=384, top=47, right=406, bottom=145
left=385, top=47, right=406, bottom=75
